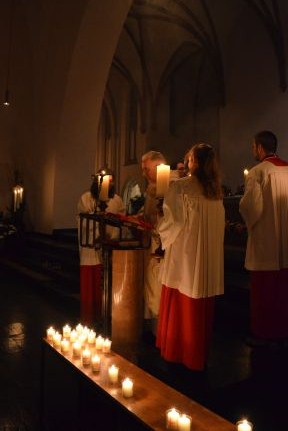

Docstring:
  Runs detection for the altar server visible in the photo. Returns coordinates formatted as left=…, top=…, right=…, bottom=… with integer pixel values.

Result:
left=156, top=143, right=225, bottom=370
left=78, top=174, right=124, bottom=326
left=240, top=130, right=288, bottom=346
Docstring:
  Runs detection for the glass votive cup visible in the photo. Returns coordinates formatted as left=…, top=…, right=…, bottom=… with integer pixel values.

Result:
left=122, top=377, right=133, bottom=398
left=178, top=413, right=192, bottom=431
left=236, top=419, right=253, bottom=431
left=166, top=408, right=180, bottom=430
left=91, top=354, right=101, bottom=372
left=108, top=364, right=119, bottom=383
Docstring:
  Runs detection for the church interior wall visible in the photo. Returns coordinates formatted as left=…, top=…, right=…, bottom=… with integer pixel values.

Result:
left=0, top=0, right=287, bottom=233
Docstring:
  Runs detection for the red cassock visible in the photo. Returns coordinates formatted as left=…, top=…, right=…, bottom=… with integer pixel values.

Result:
left=240, top=156, right=288, bottom=339
left=156, top=176, right=225, bottom=370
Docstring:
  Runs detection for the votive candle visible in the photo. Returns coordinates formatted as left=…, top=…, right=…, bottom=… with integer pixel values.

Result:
left=63, top=324, right=71, bottom=339
left=47, top=326, right=55, bottom=342
left=70, top=330, right=78, bottom=343
left=102, top=338, right=112, bottom=353
left=82, top=348, right=91, bottom=366
left=76, top=324, right=83, bottom=334
left=52, top=332, right=62, bottom=349
left=73, top=341, right=82, bottom=358
left=88, top=330, right=96, bottom=345
left=61, top=339, right=70, bottom=354
left=91, top=354, right=101, bottom=372
left=237, top=419, right=253, bottom=431
left=108, top=364, right=119, bottom=383
left=122, top=377, right=133, bottom=398
left=96, top=335, right=104, bottom=350
left=166, top=408, right=180, bottom=430
left=178, top=414, right=192, bottom=431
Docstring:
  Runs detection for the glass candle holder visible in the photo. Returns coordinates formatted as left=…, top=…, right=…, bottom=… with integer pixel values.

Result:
left=91, top=354, right=101, bottom=372
left=122, top=377, right=133, bottom=398
left=108, top=364, right=119, bottom=383
left=166, top=408, right=180, bottom=430
left=102, top=338, right=112, bottom=353
left=236, top=420, right=253, bottom=431
left=178, top=414, right=192, bottom=431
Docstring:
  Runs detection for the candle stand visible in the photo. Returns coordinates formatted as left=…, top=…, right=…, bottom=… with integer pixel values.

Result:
left=79, top=213, right=151, bottom=341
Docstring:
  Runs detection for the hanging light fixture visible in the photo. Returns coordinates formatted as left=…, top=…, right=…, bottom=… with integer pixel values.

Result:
left=3, top=0, right=15, bottom=107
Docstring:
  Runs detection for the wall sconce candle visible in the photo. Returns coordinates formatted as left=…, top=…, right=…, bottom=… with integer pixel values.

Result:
left=13, top=185, right=24, bottom=212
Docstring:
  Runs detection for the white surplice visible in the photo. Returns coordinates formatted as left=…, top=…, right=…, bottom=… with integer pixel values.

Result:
left=77, top=192, right=125, bottom=266
left=158, top=176, right=225, bottom=299
left=239, top=160, right=288, bottom=271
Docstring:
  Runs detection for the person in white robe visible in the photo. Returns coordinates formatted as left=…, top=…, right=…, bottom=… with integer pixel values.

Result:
left=156, top=143, right=225, bottom=370
left=77, top=176, right=125, bottom=326
left=239, top=130, right=288, bottom=345
left=141, top=151, right=167, bottom=336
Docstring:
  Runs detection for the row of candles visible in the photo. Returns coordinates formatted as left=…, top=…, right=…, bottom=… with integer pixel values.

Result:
left=46, top=324, right=253, bottom=431
left=47, top=324, right=134, bottom=398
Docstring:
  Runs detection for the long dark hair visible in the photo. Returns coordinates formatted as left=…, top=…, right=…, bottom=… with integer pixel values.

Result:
left=189, top=143, right=222, bottom=199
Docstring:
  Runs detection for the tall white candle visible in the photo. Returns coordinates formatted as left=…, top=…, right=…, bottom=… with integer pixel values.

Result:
left=99, top=175, right=110, bottom=201
left=156, top=164, right=170, bottom=197
left=178, top=414, right=192, bottom=431
left=166, top=408, right=180, bottom=430
left=122, top=378, right=133, bottom=398
left=237, top=419, right=253, bottom=431
left=108, top=364, right=119, bottom=383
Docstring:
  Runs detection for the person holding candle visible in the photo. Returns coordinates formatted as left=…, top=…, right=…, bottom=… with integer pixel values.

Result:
left=140, top=150, right=168, bottom=337
left=77, top=172, right=125, bottom=326
left=156, top=143, right=225, bottom=370
left=239, top=130, right=288, bottom=348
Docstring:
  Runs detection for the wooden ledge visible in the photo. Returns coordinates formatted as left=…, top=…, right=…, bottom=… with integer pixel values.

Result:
left=43, top=338, right=236, bottom=431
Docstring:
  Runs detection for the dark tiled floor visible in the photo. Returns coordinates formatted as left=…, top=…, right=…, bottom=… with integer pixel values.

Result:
left=0, top=263, right=287, bottom=431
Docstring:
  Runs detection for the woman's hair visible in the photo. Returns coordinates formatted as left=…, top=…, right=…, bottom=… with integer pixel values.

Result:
left=188, top=143, right=222, bottom=199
